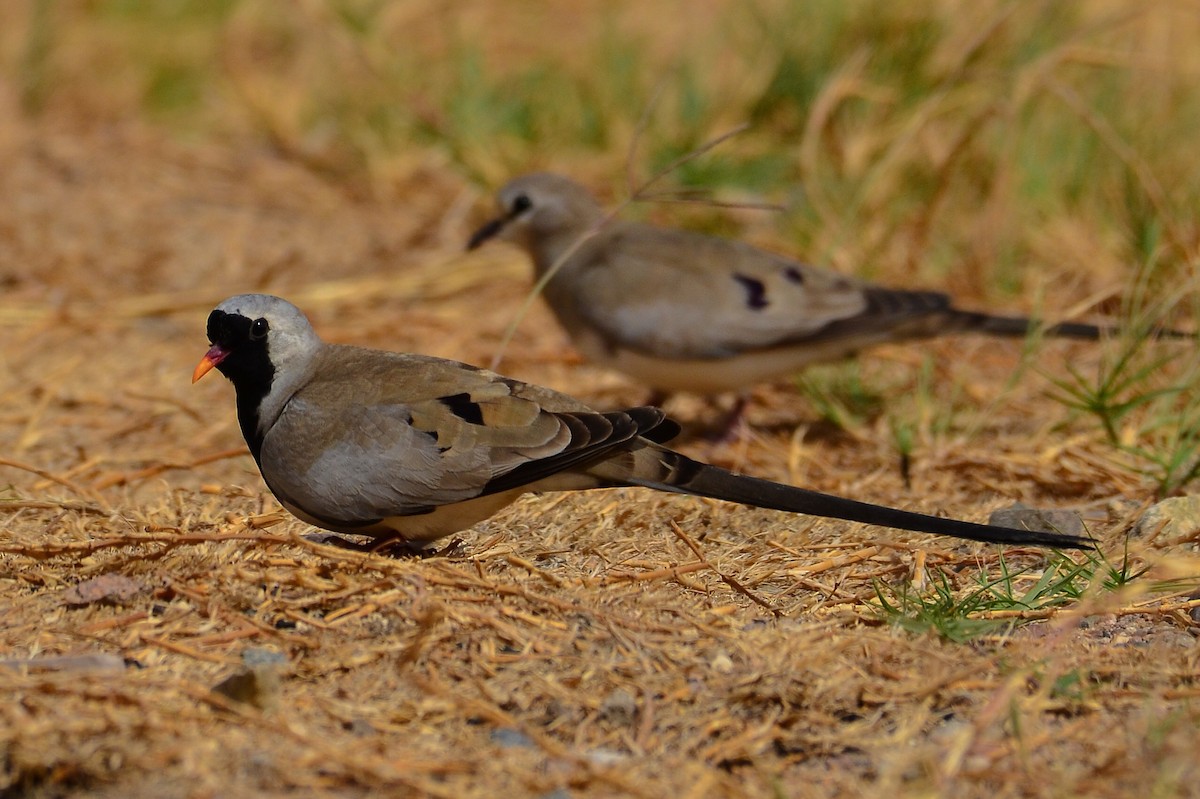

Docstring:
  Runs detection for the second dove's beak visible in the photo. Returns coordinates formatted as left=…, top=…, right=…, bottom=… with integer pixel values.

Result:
left=467, top=216, right=508, bottom=250
left=192, top=345, right=230, bottom=383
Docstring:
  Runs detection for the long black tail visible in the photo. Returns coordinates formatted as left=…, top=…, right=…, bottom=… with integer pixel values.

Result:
left=858, top=288, right=1191, bottom=342
left=949, top=306, right=1192, bottom=341
left=636, top=452, right=1094, bottom=549
left=967, top=312, right=1106, bottom=340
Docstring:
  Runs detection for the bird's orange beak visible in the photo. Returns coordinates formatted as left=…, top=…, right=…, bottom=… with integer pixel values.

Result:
left=192, top=345, right=229, bottom=383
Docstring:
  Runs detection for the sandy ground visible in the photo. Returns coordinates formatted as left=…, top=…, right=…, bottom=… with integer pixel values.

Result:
left=1, top=110, right=1198, bottom=798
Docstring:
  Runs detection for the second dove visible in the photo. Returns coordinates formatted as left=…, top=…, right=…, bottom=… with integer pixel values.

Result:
left=469, top=172, right=1126, bottom=397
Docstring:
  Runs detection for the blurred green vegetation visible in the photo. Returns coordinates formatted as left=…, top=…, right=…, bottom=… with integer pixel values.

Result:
left=10, top=1, right=1198, bottom=281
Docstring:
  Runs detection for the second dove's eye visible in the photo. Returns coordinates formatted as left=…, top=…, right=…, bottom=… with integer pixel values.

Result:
left=511, top=194, right=532, bottom=214
left=250, top=318, right=269, bottom=340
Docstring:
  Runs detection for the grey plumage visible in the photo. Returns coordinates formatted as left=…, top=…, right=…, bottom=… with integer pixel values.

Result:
left=195, top=294, right=1093, bottom=551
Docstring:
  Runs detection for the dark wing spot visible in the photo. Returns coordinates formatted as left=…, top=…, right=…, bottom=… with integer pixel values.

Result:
left=417, top=426, right=450, bottom=453
left=438, top=393, right=485, bottom=425
left=733, top=274, right=769, bottom=310
left=783, top=266, right=804, bottom=284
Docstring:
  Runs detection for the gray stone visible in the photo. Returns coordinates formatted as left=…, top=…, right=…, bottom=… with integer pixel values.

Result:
left=1136, top=496, right=1200, bottom=539
left=490, top=727, right=536, bottom=749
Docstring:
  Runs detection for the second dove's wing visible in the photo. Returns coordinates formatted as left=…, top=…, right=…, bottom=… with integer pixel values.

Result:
left=566, top=225, right=874, bottom=358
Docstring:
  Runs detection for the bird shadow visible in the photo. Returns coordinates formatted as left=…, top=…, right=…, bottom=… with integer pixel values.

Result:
left=302, top=532, right=467, bottom=559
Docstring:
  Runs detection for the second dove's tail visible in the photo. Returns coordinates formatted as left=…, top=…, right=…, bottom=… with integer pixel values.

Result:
left=862, top=288, right=1189, bottom=341
left=864, top=287, right=1190, bottom=340
left=950, top=310, right=1105, bottom=340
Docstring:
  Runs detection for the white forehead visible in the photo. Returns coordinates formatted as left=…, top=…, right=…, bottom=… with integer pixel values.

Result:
left=213, top=293, right=322, bottom=372
left=211, top=295, right=322, bottom=428
left=215, top=294, right=309, bottom=327
left=498, top=173, right=584, bottom=205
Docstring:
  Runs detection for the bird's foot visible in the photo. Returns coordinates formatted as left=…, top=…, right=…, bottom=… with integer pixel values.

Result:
left=703, top=394, right=751, bottom=445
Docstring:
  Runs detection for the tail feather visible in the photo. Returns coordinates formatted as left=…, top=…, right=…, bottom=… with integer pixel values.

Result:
left=946, top=307, right=1191, bottom=341
left=856, top=288, right=1191, bottom=342
left=963, top=312, right=1103, bottom=340
left=630, top=449, right=1094, bottom=550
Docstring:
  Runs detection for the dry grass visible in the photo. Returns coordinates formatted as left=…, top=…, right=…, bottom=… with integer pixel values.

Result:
left=2, top=2, right=1200, bottom=797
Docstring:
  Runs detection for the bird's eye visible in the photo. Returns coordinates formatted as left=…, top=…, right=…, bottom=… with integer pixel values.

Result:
left=510, top=194, right=532, bottom=215
left=249, top=318, right=269, bottom=340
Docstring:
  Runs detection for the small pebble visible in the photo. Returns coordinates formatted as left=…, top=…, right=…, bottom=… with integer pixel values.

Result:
left=585, top=748, right=627, bottom=767
left=242, top=647, right=287, bottom=668
left=1135, top=496, right=1200, bottom=539
left=490, top=727, right=536, bottom=749
left=597, top=688, right=637, bottom=725
left=62, top=574, right=144, bottom=606
left=344, top=718, right=375, bottom=736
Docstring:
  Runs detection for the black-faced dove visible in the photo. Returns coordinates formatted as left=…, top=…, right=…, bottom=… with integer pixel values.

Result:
left=194, top=294, right=1093, bottom=552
